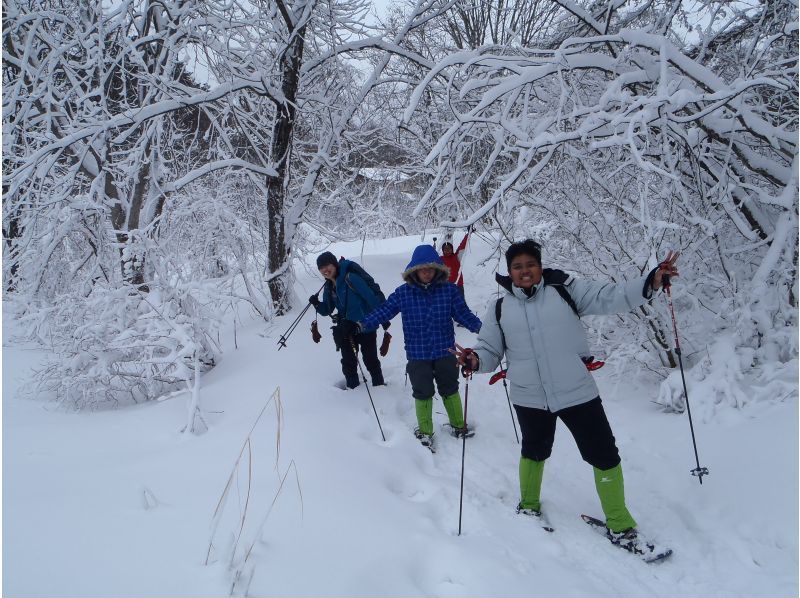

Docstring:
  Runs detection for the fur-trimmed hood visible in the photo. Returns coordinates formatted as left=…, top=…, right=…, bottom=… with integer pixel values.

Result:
left=402, top=245, right=450, bottom=285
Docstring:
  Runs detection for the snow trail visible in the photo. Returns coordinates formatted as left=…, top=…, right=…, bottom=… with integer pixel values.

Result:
left=4, top=234, right=797, bottom=597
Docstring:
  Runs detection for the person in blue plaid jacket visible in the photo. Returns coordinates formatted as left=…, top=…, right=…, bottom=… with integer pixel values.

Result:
left=358, top=244, right=482, bottom=449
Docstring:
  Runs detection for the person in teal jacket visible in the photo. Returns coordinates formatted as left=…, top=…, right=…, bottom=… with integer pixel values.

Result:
left=310, top=252, right=386, bottom=389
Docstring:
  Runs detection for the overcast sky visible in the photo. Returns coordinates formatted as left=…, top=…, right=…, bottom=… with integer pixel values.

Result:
left=368, top=0, right=396, bottom=24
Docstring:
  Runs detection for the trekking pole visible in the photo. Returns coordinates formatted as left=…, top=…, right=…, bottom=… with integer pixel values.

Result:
left=277, top=282, right=325, bottom=350
left=663, top=273, right=709, bottom=485
left=351, top=338, right=386, bottom=442
left=277, top=303, right=312, bottom=350
left=498, top=364, right=519, bottom=444
left=491, top=279, right=519, bottom=444
left=489, top=369, right=519, bottom=443
left=502, top=376, right=519, bottom=444
left=458, top=368, right=471, bottom=536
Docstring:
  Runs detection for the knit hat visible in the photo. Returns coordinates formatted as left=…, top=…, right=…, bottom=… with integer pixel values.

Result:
left=316, top=251, right=338, bottom=269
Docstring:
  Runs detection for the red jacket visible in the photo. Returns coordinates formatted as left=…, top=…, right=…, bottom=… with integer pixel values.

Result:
left=441, top=234, right=469, bottom=286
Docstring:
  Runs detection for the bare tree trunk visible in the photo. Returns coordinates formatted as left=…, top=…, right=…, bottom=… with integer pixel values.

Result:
left=266, top=28, right=306, bottom=315
left=125, top=145, right=153, bottom=291
left=3, top=211, right=21, bottom=293
left=103, top=140, right=153, bottom=291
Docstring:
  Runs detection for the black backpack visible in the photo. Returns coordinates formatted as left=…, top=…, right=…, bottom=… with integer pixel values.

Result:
left=495, top=269, right=579, bottom=348
left=344, top=260, right=386, bottom=303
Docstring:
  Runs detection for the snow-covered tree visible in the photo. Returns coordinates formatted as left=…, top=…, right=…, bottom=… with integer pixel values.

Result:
left=2, top=0, right=460, bottom=407
left=402, top=0, right=798, bottom=408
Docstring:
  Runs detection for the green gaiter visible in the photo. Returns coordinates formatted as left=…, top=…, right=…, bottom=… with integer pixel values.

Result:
left=415, top=398, right=434, bottom=436
left=519, top=457, right=545, bottom=511
left=593, top=463, right=637, bottom=532
left=441, top=393, right=465, bottom=428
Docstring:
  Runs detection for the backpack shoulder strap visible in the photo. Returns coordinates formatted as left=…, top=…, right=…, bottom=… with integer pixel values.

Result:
left=344, top=272, right=364, bottom=300
left=542, top=268, right=579, bottom=318
left=495, top=297, right=506, bottom=350
left=345, top=263, right=385, bottom=302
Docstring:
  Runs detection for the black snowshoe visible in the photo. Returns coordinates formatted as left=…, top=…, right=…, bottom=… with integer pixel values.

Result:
left=443, top=423, right=475, bottom=439
left=413, top=428, right=436, bottom=453
left=516, top=503, right=555, bottom=532
left=581, top=515, right=672, bottom=563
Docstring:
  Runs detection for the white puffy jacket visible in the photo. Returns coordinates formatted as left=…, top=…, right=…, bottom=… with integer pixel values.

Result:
left=474, top=269, right=656, bottom=411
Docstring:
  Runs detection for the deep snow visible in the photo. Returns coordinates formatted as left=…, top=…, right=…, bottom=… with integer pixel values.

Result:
left=3, top=233, right=798, bottom=598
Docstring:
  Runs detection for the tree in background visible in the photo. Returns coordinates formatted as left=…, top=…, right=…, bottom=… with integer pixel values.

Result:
left=402, top=0, right=798, bottom=410
left=2, top=0, right=459, bottom=408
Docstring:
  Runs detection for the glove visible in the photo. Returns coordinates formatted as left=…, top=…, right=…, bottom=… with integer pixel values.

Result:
left=381, top=321, right=391, bottom=331
left=311, top=320, right=321, bottom=343
left=581, top=355, right=605, bottom=371
left=380, top=331, right=392, bottom=357
left=309, top=294, right=321, bottom=307
left=460, top=348, right=478, bottom=377
left=338, top=319, right=360, bottom=340
left=489, top=369, right=507, bottom=385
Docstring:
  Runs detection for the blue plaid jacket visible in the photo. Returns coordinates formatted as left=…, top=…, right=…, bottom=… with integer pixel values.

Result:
left=360, top=281, right=481, bottom=361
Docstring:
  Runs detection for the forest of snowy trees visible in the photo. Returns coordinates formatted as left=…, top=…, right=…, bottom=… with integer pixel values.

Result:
left=3, top=0, right=797, bottom=412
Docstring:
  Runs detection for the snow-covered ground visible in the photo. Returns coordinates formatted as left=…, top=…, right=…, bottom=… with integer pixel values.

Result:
left=4, top=234, right=798, bottom=597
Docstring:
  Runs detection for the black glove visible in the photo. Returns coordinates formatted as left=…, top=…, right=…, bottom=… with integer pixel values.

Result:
left=309, top=294, right=321, bottom=307
left=338, top=319, right=360, bottom=340
left=381, top=321, right=391, bottom=331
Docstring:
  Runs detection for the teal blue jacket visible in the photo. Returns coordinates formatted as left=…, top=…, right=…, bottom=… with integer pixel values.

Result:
left=316, top=259, right=382, bottom=323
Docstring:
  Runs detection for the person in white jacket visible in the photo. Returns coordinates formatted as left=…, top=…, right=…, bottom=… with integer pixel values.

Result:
left=455, top=239, right=678, bottom=545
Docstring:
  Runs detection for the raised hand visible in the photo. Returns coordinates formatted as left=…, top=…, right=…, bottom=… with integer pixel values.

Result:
left=653, top=251, right=680, bottom=291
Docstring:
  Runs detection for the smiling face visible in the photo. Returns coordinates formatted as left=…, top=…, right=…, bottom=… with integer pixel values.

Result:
left=442, top=243, right=454, bottom=256
left=319, top=264, right=338, bottom=281
left=509, top=253, right=542, bottom=290
left=417, top=267, right=437, bottom=284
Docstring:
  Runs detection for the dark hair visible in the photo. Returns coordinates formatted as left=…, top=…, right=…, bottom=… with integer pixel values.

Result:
left=505, top=240, right=542, bottom=270
left=441, top=242, right=453, bottom=251
left=316, top=251, right=338, bottom=270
